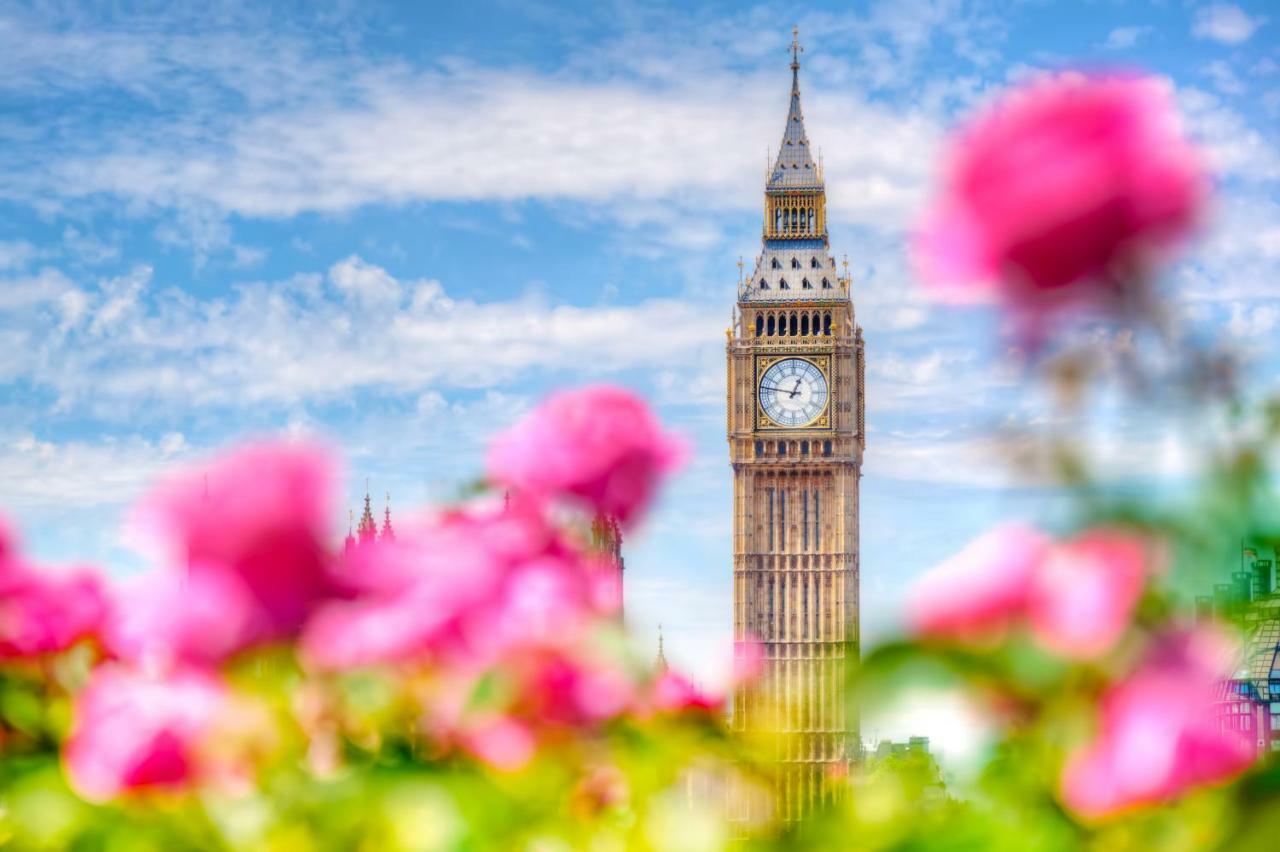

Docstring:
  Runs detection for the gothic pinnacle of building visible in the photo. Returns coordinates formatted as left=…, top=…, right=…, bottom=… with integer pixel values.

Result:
left=381, top=492, right=396, bottom=542
left=726, top=26, right=866, bottom=822
left=345, top=483, right=396, bottom=554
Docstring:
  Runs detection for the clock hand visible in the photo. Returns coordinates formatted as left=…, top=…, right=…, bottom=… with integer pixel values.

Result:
left=789, top=378, right=802, bottom=398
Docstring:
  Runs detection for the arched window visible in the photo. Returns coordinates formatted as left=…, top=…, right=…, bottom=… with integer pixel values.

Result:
left=790, top=312, right=798, bottom=333
left=811, top=311, right=819, bottom=334
left=808, top=208, right=815, bottom=232
left=767, top=314, right=776, bottom=336
left=771, top=257, right=781, bottom=269
left=755, top=315, right=763, bottom=337
left=823, top=440, right=832, bottom=456
left=774, top=209, right=781, bottom=232
left=760, top=278, right=769, bottom=290
left=779, top=278, right=789, bottom=290
left=801, top=314, right=810, bottom=335
left=801, top=278, right=812, bottom=289
left=791, top=257, right=800, bottom=269
left=823, top=312, right=832, bottom=335
left=811, top=257, right=820, bottom=269
left=821, top=277, right=831, bottom=289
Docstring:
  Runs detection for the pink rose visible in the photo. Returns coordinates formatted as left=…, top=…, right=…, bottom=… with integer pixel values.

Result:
left=648, top=670, right=721, bottom=714
left=64, top=665, right=229, bottom=801
left=132, top=441, right=338, bottom=642
left=1061, top=627, right=1254, bottom=819
left=1027, top=530, right=1155, bottom=659
left=906, top=524, right=1050, bottom=642
left=105, top=567, right=257, bottom=669
left=301, top=499, right=602, bottom=671
left=908, top=525, right=1158, bottom=659
left=514, top=650, right=636, bottom=726
left=915, top=73, right=1206, bottom=325
left=0, top=516, right=108, bottom=660
left=486, top=386, right=684, bottom=527
left=458, top=716, right=537, bottom=772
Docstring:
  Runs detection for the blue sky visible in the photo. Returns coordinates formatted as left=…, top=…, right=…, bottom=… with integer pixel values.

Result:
left=1, top=0, right=1277, bottom=749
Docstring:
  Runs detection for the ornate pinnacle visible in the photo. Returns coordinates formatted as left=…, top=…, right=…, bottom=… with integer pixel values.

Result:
left=790, top=25, right=803, bottom=71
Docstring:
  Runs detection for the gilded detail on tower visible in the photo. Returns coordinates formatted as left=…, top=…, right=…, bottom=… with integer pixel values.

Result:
left=726, top=29, right=865, bottom=822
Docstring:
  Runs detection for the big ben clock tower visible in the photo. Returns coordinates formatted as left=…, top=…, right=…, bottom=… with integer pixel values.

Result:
left=727, top=30, right=864, bottom=820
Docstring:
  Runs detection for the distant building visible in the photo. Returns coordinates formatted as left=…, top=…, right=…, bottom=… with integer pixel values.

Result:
left=872, top=736, right=932, bottom=761
left=1198, top=545, right=1280, bottom=758
left=344, top=488, right=395, bottom=553
left=590, top=512, right=625, bottom=619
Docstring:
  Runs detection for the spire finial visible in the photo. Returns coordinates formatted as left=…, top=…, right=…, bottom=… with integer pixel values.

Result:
left=790, top=25, right=803, bottom=71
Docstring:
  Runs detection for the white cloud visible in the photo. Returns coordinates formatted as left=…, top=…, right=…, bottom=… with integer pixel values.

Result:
left=61, top=226, right=120, bottom=265
left=0, top=257, right=725, bottom=414
left=1226, top=302, right=1280, bottom=336
left=0, top=431, right=192, bottom=511
left=0, top=267, right=78, bottom=311
left=0, top=240, right=37, bottom=270
left=1102, top=26, right=1152, bottom=50
left=0, top=8, right=948, bottom=239
left=27, top=70, right=937, bottom=232
left=1202, top=59, right=1245, bottom=95
left=1192, top=4, right=1266, bottom=45
left=1178, top=86, right=1280, bottom=183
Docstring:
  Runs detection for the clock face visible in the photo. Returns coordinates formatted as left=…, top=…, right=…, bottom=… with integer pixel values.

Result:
left=759, top=358, right=829, bottom=427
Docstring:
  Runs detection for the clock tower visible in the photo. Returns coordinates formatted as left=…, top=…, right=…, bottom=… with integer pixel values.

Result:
left=727, top=31, right=864, bottom=821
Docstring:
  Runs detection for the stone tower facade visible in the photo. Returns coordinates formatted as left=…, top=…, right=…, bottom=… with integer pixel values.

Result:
left=727, top=33, right=865, bottom=821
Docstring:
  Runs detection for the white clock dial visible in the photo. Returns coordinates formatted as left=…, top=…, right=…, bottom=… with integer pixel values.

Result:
left=759, top=358, right=829, bottom=427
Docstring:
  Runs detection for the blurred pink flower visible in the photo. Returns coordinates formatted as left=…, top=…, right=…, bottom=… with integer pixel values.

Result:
left=459, top=716, right=537, bottom=772
left=105, top=567, right=257, bottom=669
left=133, top=441, right=338, bottom=643
left=915, top=72, right=1206, bottom=322
left=64, top=665, right=229, bottom=801
left=734, top=638, right=766, bottom=686
left=486, top=385, right=684, bottom=527
left=906, top=524, right=1050, bottom=642
left=302, top=499, right=602, bottom=671
left=0, top=516, right=108, bottom=660
left=516, top=650, right=636, bottom=725
left=1027, top=530, right=1156, bottom=659
left=300, top=523, right=502, bottom=669
left=1061, top=626, right=1254, bottom=819
left=649, top=670, right=721, bottom=714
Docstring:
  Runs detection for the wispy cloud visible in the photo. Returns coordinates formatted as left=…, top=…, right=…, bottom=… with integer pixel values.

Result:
left=1102, top=26, right=1152, bottom=50
left=0, top=256, right=724, bottom=416
left=1191, top=4, right=1266, bottom=46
